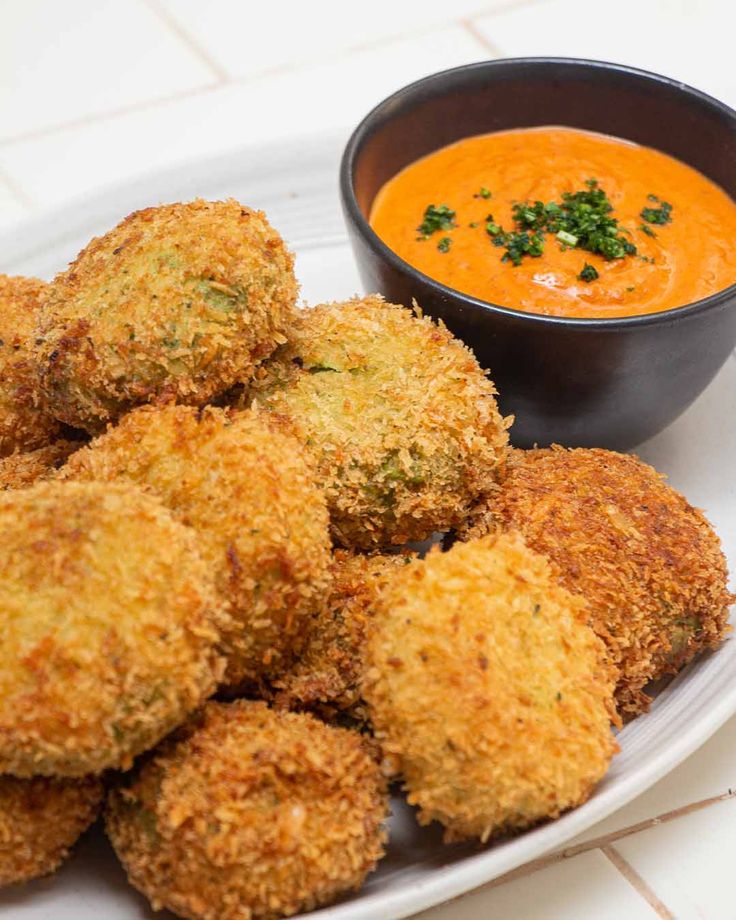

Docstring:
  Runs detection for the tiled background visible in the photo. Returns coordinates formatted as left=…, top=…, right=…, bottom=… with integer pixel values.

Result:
left=1, top=1, right=734, bottom=917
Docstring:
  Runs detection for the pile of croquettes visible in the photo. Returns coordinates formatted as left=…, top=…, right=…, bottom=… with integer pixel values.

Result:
left=0, top=199, right=730, bottom=920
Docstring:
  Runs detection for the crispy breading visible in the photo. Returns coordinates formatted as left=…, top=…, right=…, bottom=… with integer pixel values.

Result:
left=0, top=274, right=61, bottom=456
left=0, top=480, right=225, bottom=777
left=272, top=550, right=414, bottom=718
left=364, top=533, right=617, bottom=843
left=245, top=296, right=510, bottom=549
left=36, top=200, right=298, bottom=432
left=0, top=774, right=103, bottom=887
left=0, top=439, right=82, bottom=490
left=59, top=404, right=332, bottom=687
left=106, top=700, right=388, bottom=920
left=459, top=447, right=733, bottom=718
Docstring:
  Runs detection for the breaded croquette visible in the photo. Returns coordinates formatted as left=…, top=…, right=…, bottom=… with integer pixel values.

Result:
left=0, top=775, right=103, bottom=887
left=37, top=200, right=297, bottom=432
left=0, top=439, right=81, bottom=490
left=60, top=404, right=332, bottom=687
left=459, top=447, right=733, bottom=718
left=0, top=481, right=225, bottom=777
left=106, top=700, right=388, bottom=920
left=0, top=274, right=60, bottom=456
left=364, top=533, right=617, bottom=843
left=246, top=296, right=509, bottom=549
left=273, top=550, right=413, bottom=718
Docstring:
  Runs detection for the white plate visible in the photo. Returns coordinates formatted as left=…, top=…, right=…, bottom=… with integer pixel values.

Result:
left=0, top=134, right=734, bottom=920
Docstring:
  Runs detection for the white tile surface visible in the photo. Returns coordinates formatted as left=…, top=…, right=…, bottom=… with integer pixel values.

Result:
left=156, top=0, right=501, bottom=79
left=473, top=0, right=735, bottom=106
left=0, top=25, right=489, bottom=207
left=613, top=797, right=736, bottom=919
left=0, top=178, right=30, bottom=230
left=414, top=849, right=660, bottom=919
left=0, top=0, right=217, bottom=142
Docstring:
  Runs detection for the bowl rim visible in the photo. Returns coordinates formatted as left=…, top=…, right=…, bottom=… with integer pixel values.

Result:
left=340, top=56, right=736, bottom=330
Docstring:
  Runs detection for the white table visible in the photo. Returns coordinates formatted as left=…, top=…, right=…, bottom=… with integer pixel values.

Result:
left=1, top=2, right=734, bottom=916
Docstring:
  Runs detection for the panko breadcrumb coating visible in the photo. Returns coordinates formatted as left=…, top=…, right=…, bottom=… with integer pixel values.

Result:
left=0, top=274, right=61, bottom=456
left=246, top=296, right=509, bottom=549
left=60, top=404, right=332, bottom=687
left=37, top=200, right=297, bottom=432
left=0, top=480, right=225, bottom=777
left=0, top=774, right=103, bottom=887
left=459, top=447, right=733, bottom=718
left=106, top=700, right=388, bottom=920
left=0, top=439, right=81, bottom=491
left=273, top=550, right=414, bottom=718
left=364, top=533, right=617, bottom=843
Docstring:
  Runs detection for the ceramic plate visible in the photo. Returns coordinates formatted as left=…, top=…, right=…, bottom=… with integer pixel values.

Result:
left=1, top=134, right=734, bottom=920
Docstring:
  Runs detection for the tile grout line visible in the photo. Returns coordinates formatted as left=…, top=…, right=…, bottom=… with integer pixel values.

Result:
left=0, top=82, right=224, bottom=149
left=475, top=789, right=736, bottom=893
left=0, top=14, right=504, bottom=150
left=408, top=791, right=735, bottom=918
left=0, top=165, right=35, bottom=209
left=461, top=18, right=504, bottom=55
left=142, top=0, right=231, bottom=82
left=601, top=844, right=676, bottom=919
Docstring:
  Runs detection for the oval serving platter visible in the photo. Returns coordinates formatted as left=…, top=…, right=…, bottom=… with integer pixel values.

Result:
left=0, top=133, right=734, bottom=920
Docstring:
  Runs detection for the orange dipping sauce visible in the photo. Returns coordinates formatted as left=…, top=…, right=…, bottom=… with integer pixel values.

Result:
left=369, top=127, right=736, bottom=319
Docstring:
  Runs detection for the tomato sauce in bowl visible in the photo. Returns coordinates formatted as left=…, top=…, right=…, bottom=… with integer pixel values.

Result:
left=369, top=127, right=736, bottom=319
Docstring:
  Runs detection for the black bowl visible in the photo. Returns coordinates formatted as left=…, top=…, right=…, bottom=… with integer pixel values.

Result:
left=340, top=58, right=736, bottom=449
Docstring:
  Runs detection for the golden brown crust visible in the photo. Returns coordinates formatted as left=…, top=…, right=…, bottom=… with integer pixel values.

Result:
left=106, top=700, right=388, bottom=920
left=60, top=404, right=332, bottom=686
left=0, top=480, right=225, bottom=776
left=0, top=274, right=61, bottom=456
left=459, top=447, right=733, bottom=718
left=0, top=439, right=82, bottom=491
left=364, top=533, right=617, bottom=842
left=0, top=774, right=103, bottom=887
left=272, top=550, right=414, bottom=718
left=37, top=200, right=298, bottom=432
left=246, top=296, right=510, bottom=549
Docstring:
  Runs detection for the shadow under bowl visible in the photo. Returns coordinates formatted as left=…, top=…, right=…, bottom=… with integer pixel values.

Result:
left=340, top=57, right=736, bottom=449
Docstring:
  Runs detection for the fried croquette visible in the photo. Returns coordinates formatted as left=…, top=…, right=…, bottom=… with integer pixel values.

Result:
left=0, top=480, right=225, bottom=777
left=364, top=533, right=617, bottom=843
left=273, top=550, right=413, bottom=718
left=37, top=200, right=297, bottom=432
left=60, top=404, right=332, bottom=687
left=0, top=274, right=61, bottom=456
left=106, top=700, right=388, bottom=920
left=0, top=439, right=81, bottom=490
left=459, top=447, right=733, bottom=718
left=246, top=296, right=509, bottom=549
left=0, top=774, right=103, bottom=887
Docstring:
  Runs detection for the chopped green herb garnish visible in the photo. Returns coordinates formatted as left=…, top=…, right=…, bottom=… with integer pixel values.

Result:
left=557, top=230, right=578, bottom=247
left=640, top=195, right=673, bottom=225
left=416, top=203, right=456, bottom=239
left=474, top=187, right=492, bottom=199
left=437, top=236, right=452, bottom=253
left=501, top=230, right=545, bottom=266
left=639, top=254, right=656, bottom=264
left=578, top=262, right=599, bottom=283
left=639, top=223, right=657, bottom=238
left=496, top=179, right=636, bottom=264
left=485, top=221, right=502, bottom=237
left=468, top=221, right=478, bottom=228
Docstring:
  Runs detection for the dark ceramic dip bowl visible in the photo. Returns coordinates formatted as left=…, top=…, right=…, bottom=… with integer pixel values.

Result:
left=340, top=58, right=736, bottom=449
